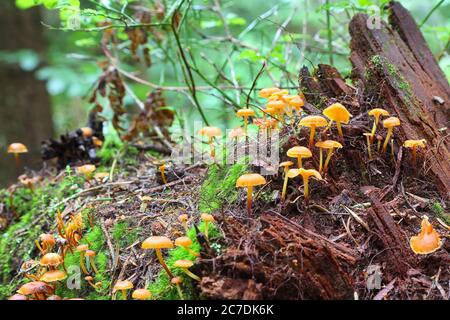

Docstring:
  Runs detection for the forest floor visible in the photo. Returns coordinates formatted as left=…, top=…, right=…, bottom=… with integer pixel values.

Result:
left=0, top=111, right=449, bottom=300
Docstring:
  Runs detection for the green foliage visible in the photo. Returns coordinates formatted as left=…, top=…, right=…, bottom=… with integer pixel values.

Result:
left=431, top=202, right=449, bottom=225
left=199, top=162, right=248, bottom=213
left=111, top=221, right=141, bottom=249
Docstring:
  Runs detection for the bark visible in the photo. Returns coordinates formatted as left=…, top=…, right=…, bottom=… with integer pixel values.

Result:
left=0, top=2, right=53, bottom=186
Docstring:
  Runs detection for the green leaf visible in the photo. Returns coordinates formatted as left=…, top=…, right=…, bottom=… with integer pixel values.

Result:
left=15, top=0, right=42, bottom=9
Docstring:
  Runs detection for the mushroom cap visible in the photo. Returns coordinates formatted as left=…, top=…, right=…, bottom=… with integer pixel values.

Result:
left=201, top=213, right=214, bottom=222
left=410, top=216, right=442, bottom=255
left=174, top=259, right=194, bottom=269
left=9, top=294, right=28, bottom=300
left=288, top=96, right=304, bottom=107
left=7, top=143, right=28, bottom=154
left=85, top=250, right=96, bottom=257
left=323, top=103, right=352, bottom=123
left=299, top=168, right=322, bottom=180
left=265, top=118, right=278, bottom=129
left=94, top=172, right=109, bottom=180
left=287, top=168, right=300, bottom=178
left=198, top=126, right=222, bottom=137
left=362, top=133, right=374, bottom=138
left=175, top=236, right=193, bottom=248
left=80, top=127, right=93, bottom=138
left=383, top=117, right=400, bottom=128
left=76, top=244, right=89, bottom=252
left=279, top=161, right=294, bottom=168
left=141, top=236, right=174, bottom=250
left=315, top=140, right=343, bottom=150
left=113, top=280, right=134, bottom=292
left=267, top=100, right=286, bottom=111
left=368, top=108, right=389, bottom=118
left=228, top=127, right=245, bottom=138
left=270, top=89, right=289, bottom=99
left=178, top=214, right=188, bottom=222
left=132, top=289, right=152, bottom=300
left=236, top=173, right=266, bottom=188
left=262, top=107, right=276, bottom=115
left=403, top=139, right=426, bottom=149
left=40, top=270, right=67, bottom=283
left=76, top=164, right=96, bottom=175
left=259, top=87, right=279, bottom=98
left=40, top=233, right=56, bottom=246
left=46, top=295, right=62, bottom=300
left=236, top=108, right=255, bottom=117
left=287, top=146, right=312, bottom=159
left=171, top=276, right=182, bottom=285
left=40, top=253, right=63, bottom=267
left=17, top=281, right=52, bottom=296
left=299, top=115, right=328, bottom=128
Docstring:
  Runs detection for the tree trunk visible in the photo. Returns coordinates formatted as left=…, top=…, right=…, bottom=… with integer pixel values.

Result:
left=0, top=2, right=53, bottom=186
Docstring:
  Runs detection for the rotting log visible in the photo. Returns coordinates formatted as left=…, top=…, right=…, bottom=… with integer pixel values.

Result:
left=199, top=213, right=356, bottom=300
left=349, top=1, right=450, bottom=197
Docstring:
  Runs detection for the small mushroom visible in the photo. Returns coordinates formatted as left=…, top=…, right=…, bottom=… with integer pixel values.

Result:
left=85, top=250, right=98, bottom=274
left=40, top=270, right=67, bottom=284
left=76, top=164, right=96, bottom=180
left=178, top=214, right=189, bottom=234
left=321, top=140, right=343, bottom=174
left=17, top=281, right=52, bottom=300
left=201, top=213, right=215, bottom=241
left=323, top=103, right=352, bottom=143
left=236, top=173, right=267, bottom=215
left=267, top=100, right=286, bottom=122
left=36, top=233, right=56, bottom=255
left=8, top=294, right=28, bottom=300
left=236, top=108, right=256, bottom=135
left=113, top=280, right=134, bottom=300
left=297, top=168, right=322, bottom=200
left=299, top=115, right=328, bottom=149
left=368, top=108, right=389, bottom=138
left=286, top=146, right=312, bottom=168
left=85, top=276, right=101, bottom=290
left=198, top=126, right=222, bottom=157
left=175, top=236, right=200, bottom=257
left=141, top=236, right=174, bottom=278
left=75, top=244, right=89, bottom=275
left=381, top=117, right=400, bottom=153
left=7, top=142, right=28, bottom=167
left=174, top=259, right=200, bottom=281
left=376, top=135, right=383, bottom=151
left=279, top=161, right=294, bottom=201
left=363, top=133, right=374, bottom=160
left=403, top=139, right=426, bottom=169
left=315, top=140, right=334, bottom=174
left=159, top=163, right=168, bottom=184
left=259, top=87, right=279, bottom=98
left=46, top=295, right=62, bottom=300
left=410, top=216, right=442, bottom=255
left=132, top=289, right=152, bottom=300
left=288, top=95, right=304, bottom=115
left=40, top=252, right=63, bottom=270
left=171, top=277, right=184, bottom=300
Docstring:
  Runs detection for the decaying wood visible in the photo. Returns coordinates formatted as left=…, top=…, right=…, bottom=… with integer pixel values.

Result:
left=349, top=2, right=450, bottom=197
left=367, top=191, right=415, bottom=276
left=200, top=213, right=356, bottom=300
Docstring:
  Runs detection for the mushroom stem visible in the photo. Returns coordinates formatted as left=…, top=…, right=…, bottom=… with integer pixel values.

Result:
left=120, top=289, right=127, bottom=300
left=308, top=126, right=316, bottom=149
left=302, top=176, right=310, bottom=200
left=370, top=117, right=379, bottom=137
left=14, top=153, right=20, bottom=168
left=366, top=135, right=372, bottom=160
left=281, top=168, right=289, bottom=201
left=336, top=121, right=344, bottom=143
left=318, top=148, right=323, bottom=173
left=79, top=252, right=88, bottom=275
left=323, top=148, right=334, bottom=173
left=175, top=284, right=184, bottom=300
left=182, top=221, right=188, bottom=234
left=297, top=156, right=303, bottom=169
left=208, top=137, right=215, bottom=157
left=155, top=248, right=173, bottom=279
left=243, top=117, right=248, bottom=136
left=246, top=186, right=253, bottom=215
left=377, top=138, right=382, bottom=152
left=181, top=268, right=201, bottom=281
left=204, top=221, right=210, bottom=241
left=160, top=166, right=167, bottom=184
left=382, top=128, right=393, bottom=153
left=411, top=146, right=417, bottom=169
left=88, top=257, right=98, bottom=274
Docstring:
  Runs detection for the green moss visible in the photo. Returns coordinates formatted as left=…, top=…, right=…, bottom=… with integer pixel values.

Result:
left=111, top=221, right=142, bottom=248
left=431, top=202, right=449, bottom=224
left=199, top=162, right=248, bottom=213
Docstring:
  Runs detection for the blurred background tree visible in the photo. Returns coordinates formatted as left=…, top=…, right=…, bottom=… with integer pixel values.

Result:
left=0, top=0, right=448, bottom=186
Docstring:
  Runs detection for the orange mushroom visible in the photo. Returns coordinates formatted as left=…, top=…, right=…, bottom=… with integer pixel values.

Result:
left=322, top=140, right=343, bottom=173
left=40, top=270, right=67, bottom=284
left=80, top=127, right=93, bottom=138
left=368, top=108, right=389, bottom=138
left=35, top=233, right=55, bottom=255
left=76, top=164, right=96, bottom=180
left=201, top=213, right=215, bottom=241
left=7, top=142, right=28, bottom=167
left=132, top=288, right=152, bottom=300
left=382, top=117, right=400, bottom=153
left=178, top=214, right=189, bottom=234
left=259, top=87, right=279, bottom=98
left=175, top=236, right=199, bottom=257
left=298, top=168, right=322, bottom=200
left=113, top=280, right=134, bottom=300
left=323, top=103, right=352, bottom=143
left=403, top=139, right=426, bottom=169
left=141, top=236, right=174, bottom=278
left=236, top=108, right=255, bottom=135
left=174, top=259, right=200, bottom=281
left=159, top=163, right=168, bottom=184
left=363, top=133, right=374, bottom=160
left=171, top=276, right=184, bottom=300
left=410, top=216, right=442, bottom=255
left=198, top=126, right=222, bottom=157
left=299, top=115, right=328, bottom=149
left=286, top=146, right=312, bottom=168
left=279, top=161, right=294, bottom=201
left=236, top=173, right=266, bottom=215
